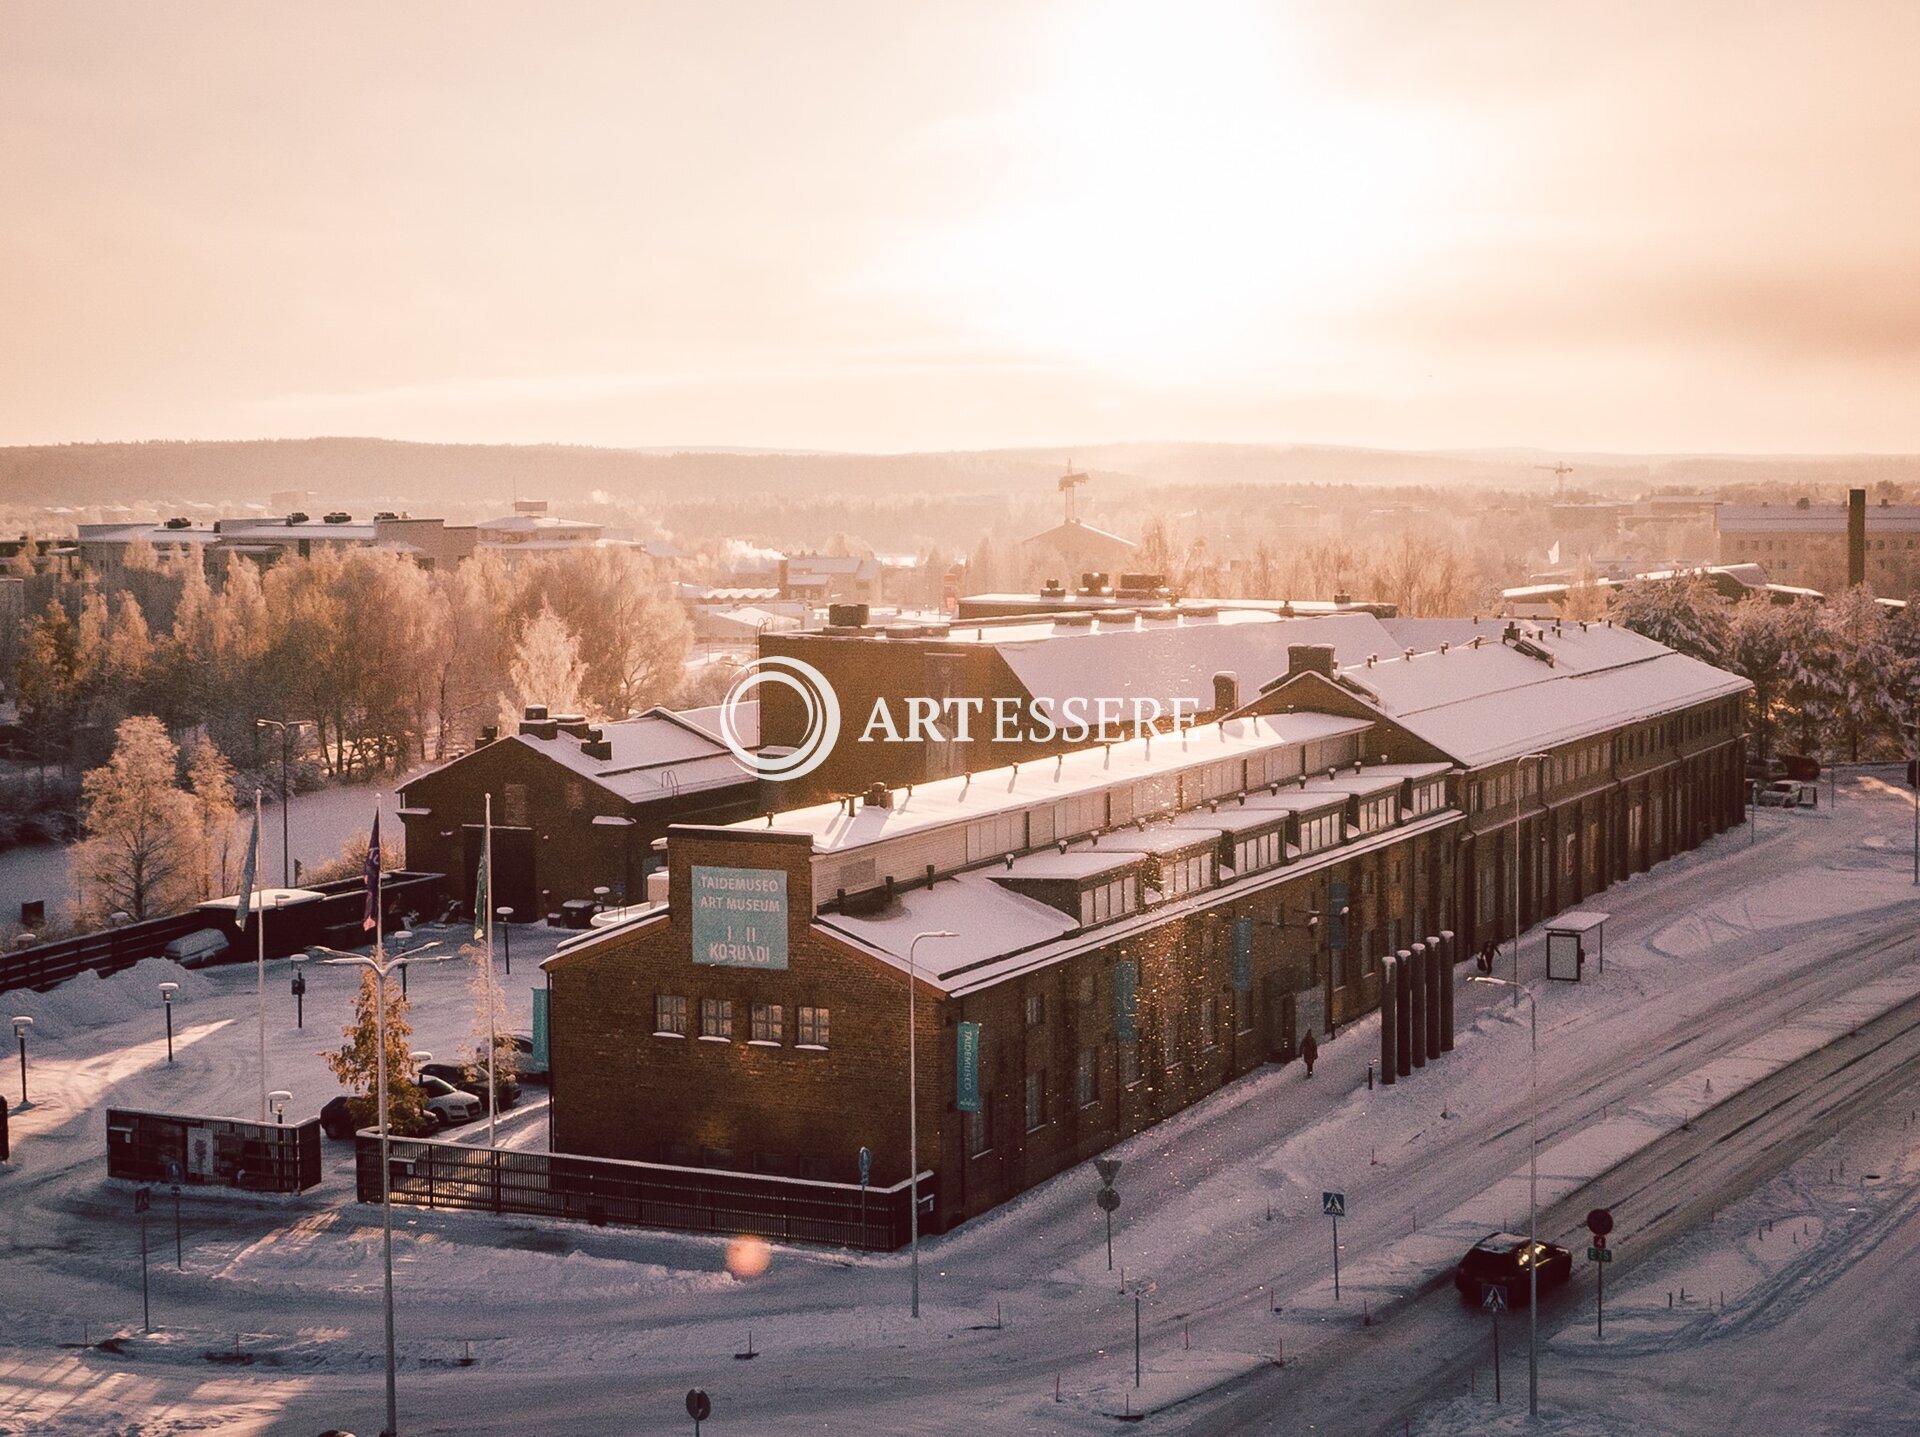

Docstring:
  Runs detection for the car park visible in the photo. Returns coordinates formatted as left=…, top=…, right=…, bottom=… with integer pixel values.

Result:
left=1453, top=1232, right=1573, bottom=1306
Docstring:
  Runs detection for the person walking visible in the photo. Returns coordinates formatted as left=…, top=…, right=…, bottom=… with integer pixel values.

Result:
left=1300, top=1028, right=1318, bottom=1077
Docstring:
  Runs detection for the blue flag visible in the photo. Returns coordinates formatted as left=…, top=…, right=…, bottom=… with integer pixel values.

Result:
left=235, top=810, right=260, bottom=930
left=362, top=811, right=381, bottom=932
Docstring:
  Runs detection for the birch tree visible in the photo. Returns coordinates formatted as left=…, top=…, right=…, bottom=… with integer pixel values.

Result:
left=70, top=716, right=202, bottom=923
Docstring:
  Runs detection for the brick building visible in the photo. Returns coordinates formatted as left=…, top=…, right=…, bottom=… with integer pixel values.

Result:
left=545, top=620, right=1749, bottom=1230
left=398, top=704, right=761, bottom=919
left=1716, top=491, right=1920, bottom=595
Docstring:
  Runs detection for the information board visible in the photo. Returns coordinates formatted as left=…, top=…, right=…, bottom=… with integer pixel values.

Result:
left=691, top=866, right=789, bottom=969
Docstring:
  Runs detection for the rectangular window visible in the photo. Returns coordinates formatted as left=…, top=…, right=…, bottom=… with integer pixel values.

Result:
left=968, top=1103, right=993, bottom=1156
left=1025, top=993, right=1045, bottom=1027
left=1076, top=1047, right=1099, bottom=1107
left=700, top=998, right=732, bottom=1040
left=1024, top=1071, right=1048, bottom=1131
left=502, top=782, right=530, bottom=827
left=1200, top=997, right=1218, bottom=1049
left=654, top=994, right=687, bottom=1036
left=797, top=1005, right=830, bottom=1047
left=750, top=1003, right=783, bottom=1044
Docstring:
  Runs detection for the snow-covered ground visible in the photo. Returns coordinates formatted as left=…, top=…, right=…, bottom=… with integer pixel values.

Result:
left=4, top=777, right=1920, bottom=1435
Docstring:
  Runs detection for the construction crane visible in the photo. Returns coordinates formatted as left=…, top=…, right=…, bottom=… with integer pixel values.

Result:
left=1536, top=462, right=1573, bottom=496
left=1058, top=461, right=1090, bottom=524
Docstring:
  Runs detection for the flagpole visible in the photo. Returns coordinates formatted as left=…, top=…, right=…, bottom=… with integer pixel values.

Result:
left=485, top=792, right=497, bottom=1146
left=255, top=787, right=266, bottom=1124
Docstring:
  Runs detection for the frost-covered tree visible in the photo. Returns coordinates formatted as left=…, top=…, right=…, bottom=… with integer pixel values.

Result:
left=1723, top=598, right=1791, bottom=761
left=1821, top=587, right=1910, bottom=761
left=185, top=737, right=239, bottom=898
left=508, top=603, right=587, bottom=719
left=70, top=716, right=202, bottom=923
left=1610, top=574, right=1729, bottom=664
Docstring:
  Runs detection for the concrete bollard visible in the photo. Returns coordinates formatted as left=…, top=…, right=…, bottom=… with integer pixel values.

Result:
left=1380, top=957, right=1398, bottom=1086
left=1408, top=943, right=1428, bottom=1070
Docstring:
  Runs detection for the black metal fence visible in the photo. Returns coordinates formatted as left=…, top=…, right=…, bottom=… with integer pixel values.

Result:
left=107, top=1107, right=324, bottom=1193
left=354, top=1133, right=928, bottom=1252
left=1, top=870, right=446, bottom=997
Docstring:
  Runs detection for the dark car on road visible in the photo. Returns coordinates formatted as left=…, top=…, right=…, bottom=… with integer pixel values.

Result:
left=421, top=1061, right=521, bottom=1112
left=1454, top=1232, right=1573, bottom=1306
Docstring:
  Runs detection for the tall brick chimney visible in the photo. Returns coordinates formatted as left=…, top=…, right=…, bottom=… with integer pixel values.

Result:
left=1848, top=487, right=1866, bottom=588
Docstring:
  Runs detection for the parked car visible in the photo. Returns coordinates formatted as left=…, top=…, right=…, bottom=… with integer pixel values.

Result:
left=319, top=1095, right=358, bottom=1141
left=418, top=1075, right=481, bottom=1129
left=506, top=1031, right=548, bottom=1082
left=1756, top=779, right=1817, bottom=808
left=163, top=928, right=231, bottom=969
left=1454, top=1232, right=1573, bottom=1306
left=421, top=1060, right=521, bottom=1112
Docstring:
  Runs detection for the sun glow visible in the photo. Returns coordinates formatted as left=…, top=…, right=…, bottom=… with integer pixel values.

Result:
left=890, top=0, right=1463, bottom=386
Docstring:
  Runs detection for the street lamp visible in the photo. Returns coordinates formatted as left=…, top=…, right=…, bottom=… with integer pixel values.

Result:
left=496, top=907, right=514, bottom=975
left=1471, top=973, right=1539, bottom=1418
left=906, top=930, right=957, bottom=1320
left=159, top=982, right=179, bottom=1063
left=1513, top=752, right=1552, bottom=1006
left=309, top=937, right=448, bottom=1437
left=255, top=717, right=315, bottom=889
left=268, top=1089, right=291, bottom=1125
left=10, top=1016, right=30, bottom=1107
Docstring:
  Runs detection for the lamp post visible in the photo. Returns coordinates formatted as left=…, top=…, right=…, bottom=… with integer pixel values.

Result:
left=906, top=930, right=957, bottom=1319
left=1513, top=752, right=1551, bottom=1006
left=159, top=982, right=178, bottom=1062
left=255, top=717, right=314, bottom=889
left=1471, top=974, right=1538, bottom=1418
left=497, top=907, right=514, bottom=976
left=10, top=1016, right=30, bottom=1106
left=309, top=937, right=447, bottom=1437
left=268, top=1090, right=291, bottom=1125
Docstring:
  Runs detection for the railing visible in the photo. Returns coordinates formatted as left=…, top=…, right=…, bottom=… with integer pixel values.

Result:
left=354, top=1132, right=928, bottom=1252
left=0, top=870, right=446, bottom=996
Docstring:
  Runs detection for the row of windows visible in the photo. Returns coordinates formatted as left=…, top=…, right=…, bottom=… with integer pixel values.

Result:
left=1155, top=851, right=1215, bottom=899
left=1297, top=811, right=1341, bottom=853
left=1078, top=875, right=1140, bottom=926
left=1408, top=779, right=1446, bottom=816
left=654, top=995, right=830, bottom=1048
left=1355, top=794, right=1397, bottom=834
left=1233, top=830, right=1284, bottom=874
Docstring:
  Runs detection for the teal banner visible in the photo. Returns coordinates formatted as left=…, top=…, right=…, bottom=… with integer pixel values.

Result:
left=955, top=1022, right=983, bottom=1113
left=1114, top=960, right=1138, bottom=1041
left=1232, top=917, right=1254, bottom=993
left=531, top=987, right=550, bottom=1070
left=691, top=865, right=789, bottom=969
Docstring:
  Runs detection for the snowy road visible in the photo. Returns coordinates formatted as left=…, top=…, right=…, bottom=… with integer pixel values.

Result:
left=3, top=781, right=1920, bottom=1435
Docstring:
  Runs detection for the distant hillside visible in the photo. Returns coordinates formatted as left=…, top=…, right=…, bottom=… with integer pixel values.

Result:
left=7, top=436, right=1920, bottom=513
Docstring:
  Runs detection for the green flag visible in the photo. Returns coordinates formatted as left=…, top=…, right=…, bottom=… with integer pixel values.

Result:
left=473, top=826, right=490, bottom=943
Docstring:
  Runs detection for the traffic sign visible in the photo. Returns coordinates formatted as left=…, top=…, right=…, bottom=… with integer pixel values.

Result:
left=1481, top=1282, right=1508, bottom=1313
left=1588, top=1246, right=1613, bottom=1263
left=685, top=1389, right=711, bottom=1422
left=134, top=1187, right=151, bottom=1215
left=1322, top=1191, right=1346, bottom=1218
left=857, top=1146, right=871, bottom=1186
left=1096, top=1188, right=1120, bottom=1213
left=1586, top=1207, right=1614, bottom=1236
left=1095, top=1158, right=1122, bottom=1187
left=1591, top=1232, right=1607, bottom=1249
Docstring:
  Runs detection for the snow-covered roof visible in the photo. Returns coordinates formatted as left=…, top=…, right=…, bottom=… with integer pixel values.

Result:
left=1022, top=519, right=1138, bottom=551
left=726, top=710, right=1372, bottom=855
left=1718, top=503, right=1920, bottom=532
left=996, top=610, right=1396, bottom=722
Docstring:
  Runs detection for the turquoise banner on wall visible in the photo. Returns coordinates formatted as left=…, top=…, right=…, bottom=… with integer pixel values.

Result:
left=1232, top=917, right=1254, bottom=993
left=691, top=865, right=789, bottom=969
left=956, top=1022, right=983, bottom=1113
left=531, top=987, right=549, bottom=1070
left=1114, top=960, right=1138, bottom=1041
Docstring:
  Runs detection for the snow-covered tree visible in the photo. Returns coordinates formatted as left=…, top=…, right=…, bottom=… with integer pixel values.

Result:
left=70, top=715, right=202, bottom=923
left=1723, top=598, right=1791, bottom=761
left=185, top=737, right=239, bottom=898
left=1821, top=587, right=1910, bottom=760
left=1610, top=574, right=1729, bottom=664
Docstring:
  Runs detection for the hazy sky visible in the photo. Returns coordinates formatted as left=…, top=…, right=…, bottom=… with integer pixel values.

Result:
left=5, top=1, right=1918, bottom=454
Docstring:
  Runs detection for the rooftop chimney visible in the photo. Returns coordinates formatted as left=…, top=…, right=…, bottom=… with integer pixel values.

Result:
left=1849, top=487, right=1867, bottom=588
left=1287, top=643, right=1338, bottom=679
left=1212, top=671, right=1240, bottom=713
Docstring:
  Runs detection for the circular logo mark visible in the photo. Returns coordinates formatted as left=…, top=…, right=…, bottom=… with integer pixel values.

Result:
left=718, top=655, right=841, bottom=782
